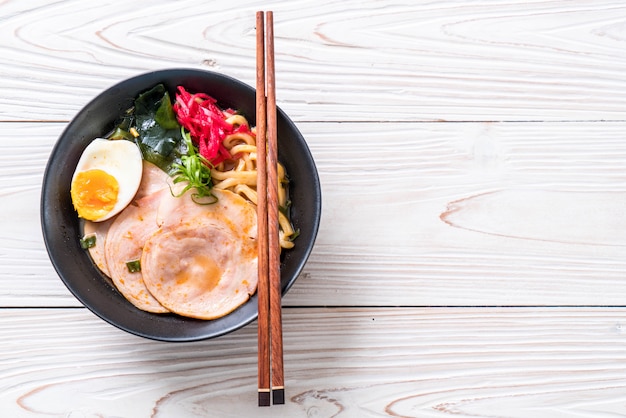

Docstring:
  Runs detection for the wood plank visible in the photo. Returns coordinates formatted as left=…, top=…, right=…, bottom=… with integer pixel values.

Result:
left=0, top=123, right=72, bottom=306
left=289, top=120, right=626, bottom=306
left=4, top=121, right=626, bottom=307
left=0, top=0, right=625, bottom=122
left=1, top=307, right=626, bottom=417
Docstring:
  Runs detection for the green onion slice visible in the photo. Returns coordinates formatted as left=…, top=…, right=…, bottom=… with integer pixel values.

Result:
left=80, top=234, right=97, bottom=249
left=126, top=260, right=141, bottom=273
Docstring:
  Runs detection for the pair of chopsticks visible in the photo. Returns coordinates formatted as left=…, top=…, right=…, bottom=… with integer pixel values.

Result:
left=256, top=11, right=284, bottom=407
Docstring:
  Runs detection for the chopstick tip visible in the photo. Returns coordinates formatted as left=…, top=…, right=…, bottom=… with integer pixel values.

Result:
left=272, top=388, right=285, bottom=405
left=258, top=390, right=271, bottom=407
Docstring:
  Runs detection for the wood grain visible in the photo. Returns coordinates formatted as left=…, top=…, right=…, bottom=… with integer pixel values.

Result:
left=0, top=0, right=625, bottom=122
left=1, top=307, right=626, bottom=417
left=289, top=120, right=626, bottom=306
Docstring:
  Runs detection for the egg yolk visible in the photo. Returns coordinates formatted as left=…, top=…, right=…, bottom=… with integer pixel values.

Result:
left=71, top=169, right=119, bottom=221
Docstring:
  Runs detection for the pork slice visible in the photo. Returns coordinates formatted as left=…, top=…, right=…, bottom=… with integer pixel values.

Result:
left=81, top=160, right=170, bottom=279
left=83, top=218, right=114, bottom=278
left=104, top=188, right=170, bottom=313
left=157, top=188, right=258, bottom=239
left=141, top=189, right=258, bottom=319
left=134, top=160, right=171, bottom=200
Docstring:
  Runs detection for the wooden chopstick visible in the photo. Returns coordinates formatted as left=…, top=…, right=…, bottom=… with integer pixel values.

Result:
left=255, top=10, right=271, bottom=408
left=265, top=10, right=285, bottom=406
left=256, top=10, right=284, bottom=407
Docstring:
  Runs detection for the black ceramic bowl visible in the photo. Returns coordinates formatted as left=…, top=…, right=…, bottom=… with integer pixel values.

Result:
left=41, top=68, right=321, bottom=342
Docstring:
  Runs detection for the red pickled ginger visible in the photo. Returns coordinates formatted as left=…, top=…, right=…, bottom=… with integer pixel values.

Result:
left=172, top=86, right=251, bottom=165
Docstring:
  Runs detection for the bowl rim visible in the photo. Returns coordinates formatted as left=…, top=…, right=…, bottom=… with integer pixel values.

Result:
left=40, top=68, right=321, bottom=341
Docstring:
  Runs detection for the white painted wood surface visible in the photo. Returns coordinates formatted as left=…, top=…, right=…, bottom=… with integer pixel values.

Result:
left=3, top=308, right=626, bottom=417
left=1, top=0, right=626, bottom=416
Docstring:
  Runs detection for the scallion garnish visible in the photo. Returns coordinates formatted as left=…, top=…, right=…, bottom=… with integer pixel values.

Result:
left=290, top=229, right=301, bottom=241
left=80, top=234, right=97, bottom=249
left=126, top=260, right=141, bottom=273
left=170, top=128, right=217, bottom=205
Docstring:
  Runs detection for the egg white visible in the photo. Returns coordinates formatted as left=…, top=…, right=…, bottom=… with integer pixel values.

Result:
left=71, top=138, right=143, bottom=222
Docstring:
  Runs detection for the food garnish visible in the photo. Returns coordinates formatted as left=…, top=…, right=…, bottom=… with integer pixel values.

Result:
left=170, top=129, right=217, bottom=205
left=79, top=234, right=97, bottom=249
left=126, top=260, right=141, bottom=273
left=126, top=84, right=187, bottom=174
left=173, top=86, right=252, bottom=166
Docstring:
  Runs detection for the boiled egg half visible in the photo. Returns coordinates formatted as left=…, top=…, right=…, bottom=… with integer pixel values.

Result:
left=70, top=138, right=143, bottom=222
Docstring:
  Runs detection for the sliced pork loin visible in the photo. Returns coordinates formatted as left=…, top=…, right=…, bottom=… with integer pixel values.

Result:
left=104, top=188, right=171, bottom=314
left=141, top=189, right=258, bottom=320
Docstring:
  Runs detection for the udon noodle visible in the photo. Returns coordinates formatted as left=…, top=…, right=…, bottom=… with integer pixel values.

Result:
left=212, top=114, right=296, bottom=250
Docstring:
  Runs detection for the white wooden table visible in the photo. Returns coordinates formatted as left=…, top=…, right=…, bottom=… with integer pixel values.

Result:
left=2, top=1, right=626, bottom=416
